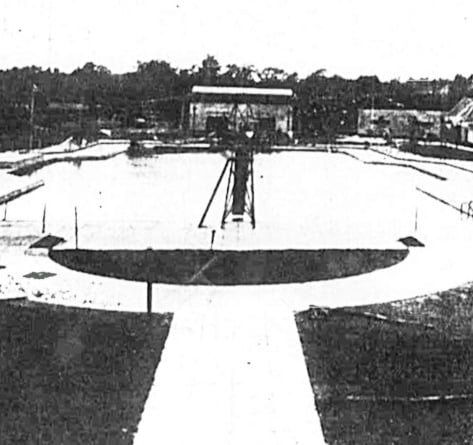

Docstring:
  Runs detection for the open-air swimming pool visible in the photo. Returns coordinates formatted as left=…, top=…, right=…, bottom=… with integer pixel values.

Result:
left=4, top=150, right=433, bottom=284
left=7, top=151, right=421, bottom=249
left=2, top=144, right=473, bottom=302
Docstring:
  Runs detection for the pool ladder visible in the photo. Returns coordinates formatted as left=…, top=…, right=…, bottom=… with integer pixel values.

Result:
left=460, top=200, right=473, bottom=218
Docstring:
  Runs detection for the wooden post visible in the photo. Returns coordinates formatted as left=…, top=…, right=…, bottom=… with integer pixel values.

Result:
left=74, top=206, right=78, bottom=249
left=147, top=282, right=152, bottom=314
left=414, top=206, right=418, bottom=232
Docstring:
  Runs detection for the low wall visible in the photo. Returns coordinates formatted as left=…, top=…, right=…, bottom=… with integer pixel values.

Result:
left=0, top=180, right=44, bottom=205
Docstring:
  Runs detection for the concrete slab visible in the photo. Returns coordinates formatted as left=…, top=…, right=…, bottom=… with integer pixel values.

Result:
left=43, top=141, right=127, bottom=162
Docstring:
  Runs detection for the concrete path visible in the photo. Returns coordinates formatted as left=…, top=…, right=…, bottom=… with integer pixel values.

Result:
left=134, top=292, right=325, bottom=445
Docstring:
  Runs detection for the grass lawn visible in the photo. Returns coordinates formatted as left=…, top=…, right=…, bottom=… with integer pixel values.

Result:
left=401, top=143, right=473, bottom=161
left=49, top=248, right=408, bottom=285
left=0, top=300, right=172, bottom=444
left=296, top=284, right=473, bottom=444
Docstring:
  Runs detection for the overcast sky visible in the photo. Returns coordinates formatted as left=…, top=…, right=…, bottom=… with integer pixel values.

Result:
left=1, top=0, right=473, bottom=80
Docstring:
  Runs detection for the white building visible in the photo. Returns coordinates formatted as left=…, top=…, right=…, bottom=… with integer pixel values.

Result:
left=189, top=86, right=293, bottom=137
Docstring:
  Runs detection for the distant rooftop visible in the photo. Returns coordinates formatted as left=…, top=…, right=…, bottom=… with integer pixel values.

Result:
left=446, top=97, right=473, bottom=125
left=191, top=85, right=293, bottom=97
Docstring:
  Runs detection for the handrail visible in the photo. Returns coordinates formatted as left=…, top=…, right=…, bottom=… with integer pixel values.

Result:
left=460, top=200, right=473, bottom=218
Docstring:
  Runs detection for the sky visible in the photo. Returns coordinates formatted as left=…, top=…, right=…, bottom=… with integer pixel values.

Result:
left=1, top=0, right=473, bottom=81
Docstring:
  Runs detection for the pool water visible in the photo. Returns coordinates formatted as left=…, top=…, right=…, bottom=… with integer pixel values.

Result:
left=5, top=151, right=421, bottom=250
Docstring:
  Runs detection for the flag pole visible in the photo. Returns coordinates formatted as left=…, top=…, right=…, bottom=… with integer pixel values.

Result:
left=29, top=84, right=37, bottom=151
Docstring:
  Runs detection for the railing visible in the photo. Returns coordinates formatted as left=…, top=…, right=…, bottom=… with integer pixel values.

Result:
left=460, top=200, right=473, bottom=218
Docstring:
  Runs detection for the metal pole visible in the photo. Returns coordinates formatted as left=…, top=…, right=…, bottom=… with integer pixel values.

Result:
left=250, top=151, right=256, bottom=229
left=221, top=159, right=234, bottom=228
left=147, top=282, right=152, bottom=314
left=3, top=203, right=7, bottom=221
left=74, top=206, right=78, bottom=249
left=29, top=86, right=36, bottom=151
left=192, top=105, right=196, bottom=136
left=198, top=159, right=230, bottom=228
left=210, top=229, right=216, bottom=250
left=42, top=204, right=47, bottom=234
left=179, top=98, right=186, bottom=132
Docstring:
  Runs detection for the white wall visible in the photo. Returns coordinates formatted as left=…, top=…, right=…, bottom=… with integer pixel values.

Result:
left=189, top=102, right=293, bottom=134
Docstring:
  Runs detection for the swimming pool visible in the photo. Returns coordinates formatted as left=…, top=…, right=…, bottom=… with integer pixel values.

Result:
left=3, top=150, right=431, bottom=284
left=6, top=151, right=420, bottom=251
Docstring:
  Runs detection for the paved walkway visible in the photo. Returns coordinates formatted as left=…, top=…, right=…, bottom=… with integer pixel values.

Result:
left=134, top=293, right=325, bottom=445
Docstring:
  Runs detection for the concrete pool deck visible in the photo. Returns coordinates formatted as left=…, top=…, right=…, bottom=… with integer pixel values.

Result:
left=3, top=145, right=473, bottom=443
left=0, top=141, right=128, bottom=218
left=0, top=139, right=127, bottom=173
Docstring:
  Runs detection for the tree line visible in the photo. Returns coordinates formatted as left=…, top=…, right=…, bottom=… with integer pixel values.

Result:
left=0, top=55, right=472, bottom=149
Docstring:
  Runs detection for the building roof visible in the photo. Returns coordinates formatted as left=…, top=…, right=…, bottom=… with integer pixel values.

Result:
left=191, top=85, right=293, bottom=97
left=358, top=109, right=443, bottom=123
left=357, top=109, right=443, bottom=137
left=446, top=97, right=473, bottom=126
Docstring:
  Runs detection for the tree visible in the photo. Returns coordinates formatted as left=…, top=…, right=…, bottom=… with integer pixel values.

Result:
left=72, top=62, right=111, bottom=76
left=259, top=67, right=288, bottom=84
left=198, top=55, right=221, bottom=85
left=221, top=64, right=257, bottom=86
left=135, top=60, right=178, bottom=98
left=449, top=74, right=469, bottom=104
